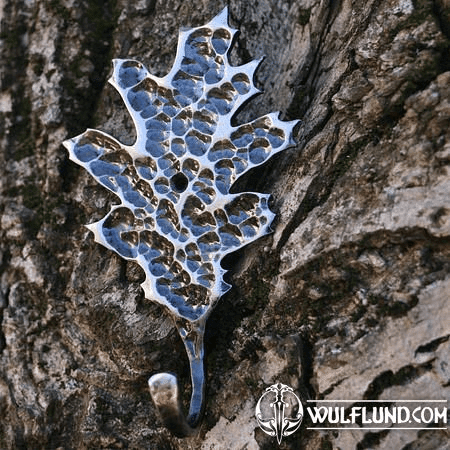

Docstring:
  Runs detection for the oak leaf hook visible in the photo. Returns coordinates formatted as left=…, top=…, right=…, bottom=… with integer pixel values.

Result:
left=63, top=6, right=298, bottom=436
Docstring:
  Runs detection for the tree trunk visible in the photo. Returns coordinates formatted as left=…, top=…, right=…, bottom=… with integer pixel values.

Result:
left=1, top=0, right=449, bottom=448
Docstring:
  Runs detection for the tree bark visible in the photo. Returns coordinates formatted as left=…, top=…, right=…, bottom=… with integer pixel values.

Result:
left=0, top=0, right=449, bottom=448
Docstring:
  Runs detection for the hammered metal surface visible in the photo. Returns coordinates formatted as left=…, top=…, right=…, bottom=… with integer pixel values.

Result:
left=64, top=8, right=298, bottom=322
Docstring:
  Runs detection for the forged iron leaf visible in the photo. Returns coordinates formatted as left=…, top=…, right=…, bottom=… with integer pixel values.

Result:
left=64, top=8, right=298, bottom=322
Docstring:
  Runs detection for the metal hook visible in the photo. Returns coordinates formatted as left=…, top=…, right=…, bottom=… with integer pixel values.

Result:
left=148, top=319, right=206, bottom=437
left=63, top=5, right=299, bottom=439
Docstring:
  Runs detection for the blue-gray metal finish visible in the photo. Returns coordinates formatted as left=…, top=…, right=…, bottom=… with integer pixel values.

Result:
left=63, top=7, right=298, bottom=437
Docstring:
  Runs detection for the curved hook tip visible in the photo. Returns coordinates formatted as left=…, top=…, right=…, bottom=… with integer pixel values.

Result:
left=148, top=373, right=197, bottom=437
left=148, top=322, right=206, bottom=437
left=148, top=373, right=178, bottom=411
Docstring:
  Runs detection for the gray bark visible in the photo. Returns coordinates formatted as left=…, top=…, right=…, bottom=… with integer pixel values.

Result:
left=1, top=0, right=449, bottom=448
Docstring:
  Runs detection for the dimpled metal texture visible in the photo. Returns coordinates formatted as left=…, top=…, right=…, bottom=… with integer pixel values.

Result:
left=64, top=8, right=298, bottom=323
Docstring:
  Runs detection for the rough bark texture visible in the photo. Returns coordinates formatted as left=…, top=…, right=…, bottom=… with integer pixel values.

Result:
left=1, top=0, right=449, bottom=449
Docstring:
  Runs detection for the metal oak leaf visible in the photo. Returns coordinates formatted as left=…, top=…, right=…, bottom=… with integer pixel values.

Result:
left=63, top=7, right=298, bottom=437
